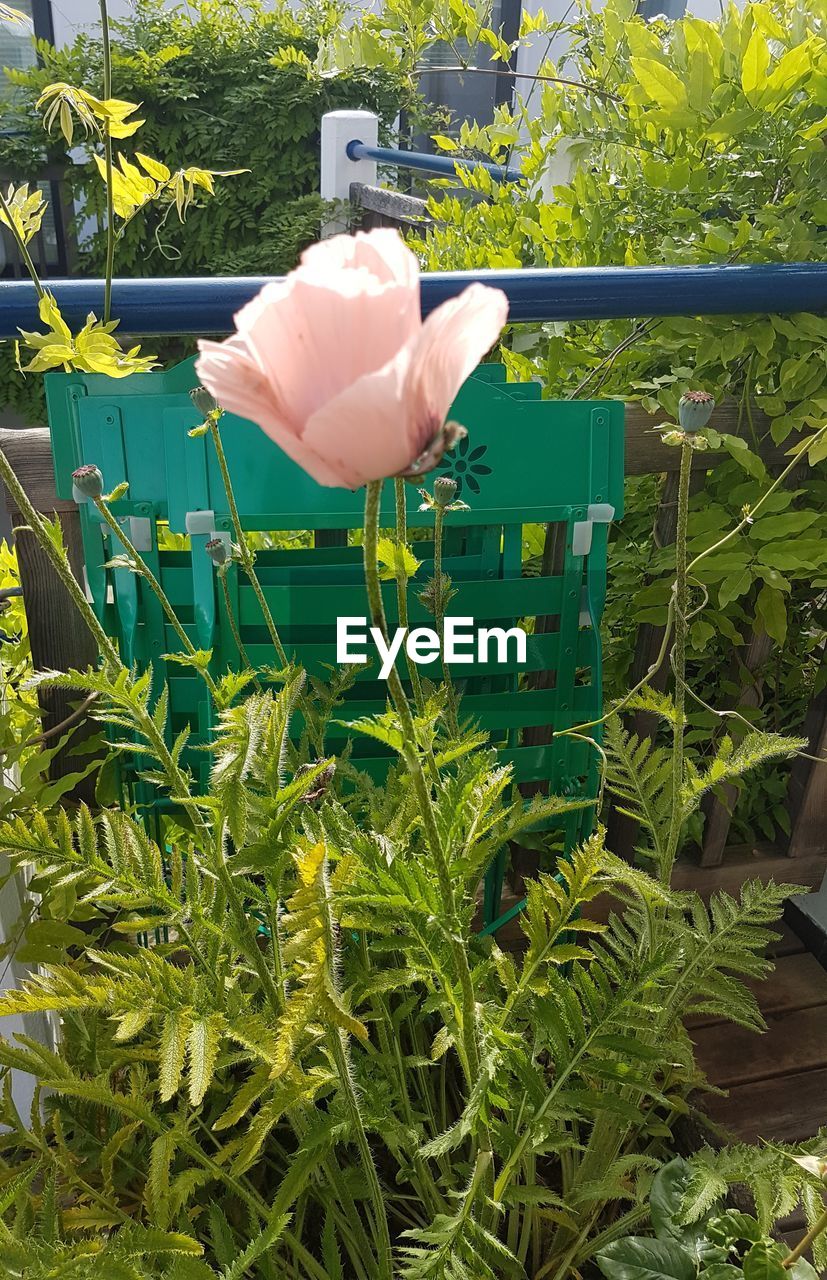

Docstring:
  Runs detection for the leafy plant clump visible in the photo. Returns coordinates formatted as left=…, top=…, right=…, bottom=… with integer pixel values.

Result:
left=0, top=0, right=407, bottom=419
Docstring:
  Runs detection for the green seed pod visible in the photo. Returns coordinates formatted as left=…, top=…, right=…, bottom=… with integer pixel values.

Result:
left=434, top=476, right=458, bottom=508
left=205, top=537, right=228, bottom=567
left=678, top=390, right=715, bottom=431
left=190, top=386, right=218, bottom=417
left=71, top=464, right=104, bottom=500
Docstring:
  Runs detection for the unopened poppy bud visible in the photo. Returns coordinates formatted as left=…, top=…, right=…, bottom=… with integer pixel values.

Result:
left=72, top=464, right=103, bottom=500
left=434, top=476, right=458, bottom=507
left=678, top=390, right=715, bottom=432
left=205, top=537, right=228, bottom=566
left=190, top=386, right=218, bottom=417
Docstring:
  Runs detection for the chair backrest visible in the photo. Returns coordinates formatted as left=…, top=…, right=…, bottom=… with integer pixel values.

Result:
left=46, top=357, right=624, bottom=829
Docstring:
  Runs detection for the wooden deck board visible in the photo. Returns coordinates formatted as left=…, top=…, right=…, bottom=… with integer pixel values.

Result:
left=693, top=1003, right=827, bottom=1088
left=688, top=952, right=827, bottom=1029
left=769, top=922, right=808, bottom=959
left=702, top=1067, right=827, bottom=1144
left=695, top=921, right=827, bottom=1152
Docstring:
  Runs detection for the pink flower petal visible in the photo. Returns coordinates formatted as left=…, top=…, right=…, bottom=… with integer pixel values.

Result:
left=300, top=229, right=420, bottom=293
left=235, top=274, right=419, bottom=433
left=302, top=349, right=413, bottom=488
left=196, top=335, right=281, bottom=429
left=196, top=336, right=345, bottom=486
left=403, top=284, right=508, bottom=455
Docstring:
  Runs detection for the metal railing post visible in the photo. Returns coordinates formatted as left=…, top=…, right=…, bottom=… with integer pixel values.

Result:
left=320, top=110, right=379, bottom=237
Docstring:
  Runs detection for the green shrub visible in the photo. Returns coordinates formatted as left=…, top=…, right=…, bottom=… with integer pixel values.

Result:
left=418, top=0, right=827, bottom=847
left=0, top=0, right=407, bottom=420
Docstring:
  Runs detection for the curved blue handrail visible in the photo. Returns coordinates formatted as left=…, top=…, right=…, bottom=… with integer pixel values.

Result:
left=0, top=263, right=824, bottom=336
left=346, top=138, right=523, bottom=184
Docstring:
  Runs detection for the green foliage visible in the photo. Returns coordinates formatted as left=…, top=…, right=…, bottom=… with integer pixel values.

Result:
left=0, top=645, right=805, bottom=1276
left=599, top=1156, right=827, bottom=1280
left=420, top=0, right=826, bottom=847
left=2, top=0, right=404, bottom=278
left=0, top=4, right=820, bottom=1265
left=0, top=0, right=406, bottom=420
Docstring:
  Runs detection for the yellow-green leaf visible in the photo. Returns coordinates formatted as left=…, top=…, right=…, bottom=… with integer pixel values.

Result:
left=741, top=28, right=770, bottom=103
left=630, top=57, right=688, bottom=111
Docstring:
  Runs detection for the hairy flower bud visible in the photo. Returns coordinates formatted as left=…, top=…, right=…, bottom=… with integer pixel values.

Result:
left=678, top=390, right=715, bottom=432
left=433, top=475, right=458, bottom=507
left=71, top=464, right=103, bottom=500
left=205, top=537, right=228, bottom=566
left=190, top=386, right=218, bottom=417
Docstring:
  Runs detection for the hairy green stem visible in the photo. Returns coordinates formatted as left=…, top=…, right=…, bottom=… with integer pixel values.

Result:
left=99, top=0, right=116, bottom=325
left=208, top=416, right=288, bottom=666
left=783, top=1205, right=827, bottom=1268
left=218, top=568, right=260, bottom=688
left=394, top=478, right=425, bottom=714
left=92, top=494, right=220, bottom=700
left=363, top=481, right=489, bottom=1147
left=433, top=504, right=458, bottom=732
left=663, top=439, right=692, bottom=883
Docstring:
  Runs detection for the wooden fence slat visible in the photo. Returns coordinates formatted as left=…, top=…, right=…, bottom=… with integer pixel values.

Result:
left=0, top=428, right=98, bottom=793
left=350, top=182, right=430, bottom=233
left=786, top=687, right=827, bottom=858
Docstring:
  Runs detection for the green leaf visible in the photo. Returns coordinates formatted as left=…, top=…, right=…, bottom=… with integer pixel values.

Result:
left=755, top=584, right=787, bottom=645
left=719, top=568, right=752, bottom=607
left=743, top=1240, right=787, bottom=1280
left=376, top=536, right=420, bottom=582
left=650, top=1158, right=694, bottom=1241
left=597, top=1236, right=695, bottom=1280
left=741, top=28, right=770, bottom=103
left=630, top=57, right=688, bottom=111
left=749, top=512, right=819, bottom=541
left=720, top=435, right=767, bottom=482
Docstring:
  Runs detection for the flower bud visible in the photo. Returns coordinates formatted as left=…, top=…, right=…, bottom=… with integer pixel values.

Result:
left=72, top=464, right=103, bottom=500
left=678, top=390, right=715, bottom=432
left=190, top=386, right=218, bottom=417
left=434, top=476, right=458, bottom=508
left=205, top=537, right=228, bottom=566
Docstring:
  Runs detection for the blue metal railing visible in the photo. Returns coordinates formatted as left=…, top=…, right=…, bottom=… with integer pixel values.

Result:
left=346, top=139, right=522, bottom=184
left=0, top=264, right=825, bottom=336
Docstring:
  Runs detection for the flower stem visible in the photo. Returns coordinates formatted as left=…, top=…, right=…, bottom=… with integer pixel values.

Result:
left=218, top=567, right=260, bottom=689
left=0, top=446, right=120, bottom=672
left=92, top=495, right=220, bottom=701
left=433, top=503, right=458, bottom=732
left=207, top=416, right=288, bottom=667
left=363, top=481, right=486, bottom=1102
left=663, top=438, right=692, bottom=885
left=394, top=477, right=425, bottom=715
left=99, top=0, right=116, bottom=325
left=783, top=1205, right=827, bottom=1269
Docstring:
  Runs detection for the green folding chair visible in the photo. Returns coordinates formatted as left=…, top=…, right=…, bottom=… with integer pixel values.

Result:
left=46, top=356, right=624, bottom=932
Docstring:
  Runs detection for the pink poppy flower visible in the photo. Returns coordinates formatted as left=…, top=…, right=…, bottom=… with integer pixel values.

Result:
left=195, top=229, right=508, bottom=489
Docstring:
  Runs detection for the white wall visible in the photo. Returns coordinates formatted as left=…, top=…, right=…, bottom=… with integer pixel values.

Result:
left=516, top=0, right=744, bottom=85
left=49, top=0, right=136, bottom=46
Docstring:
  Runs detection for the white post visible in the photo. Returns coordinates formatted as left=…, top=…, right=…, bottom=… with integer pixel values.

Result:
left=320, top=109, right=379, bottom=238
